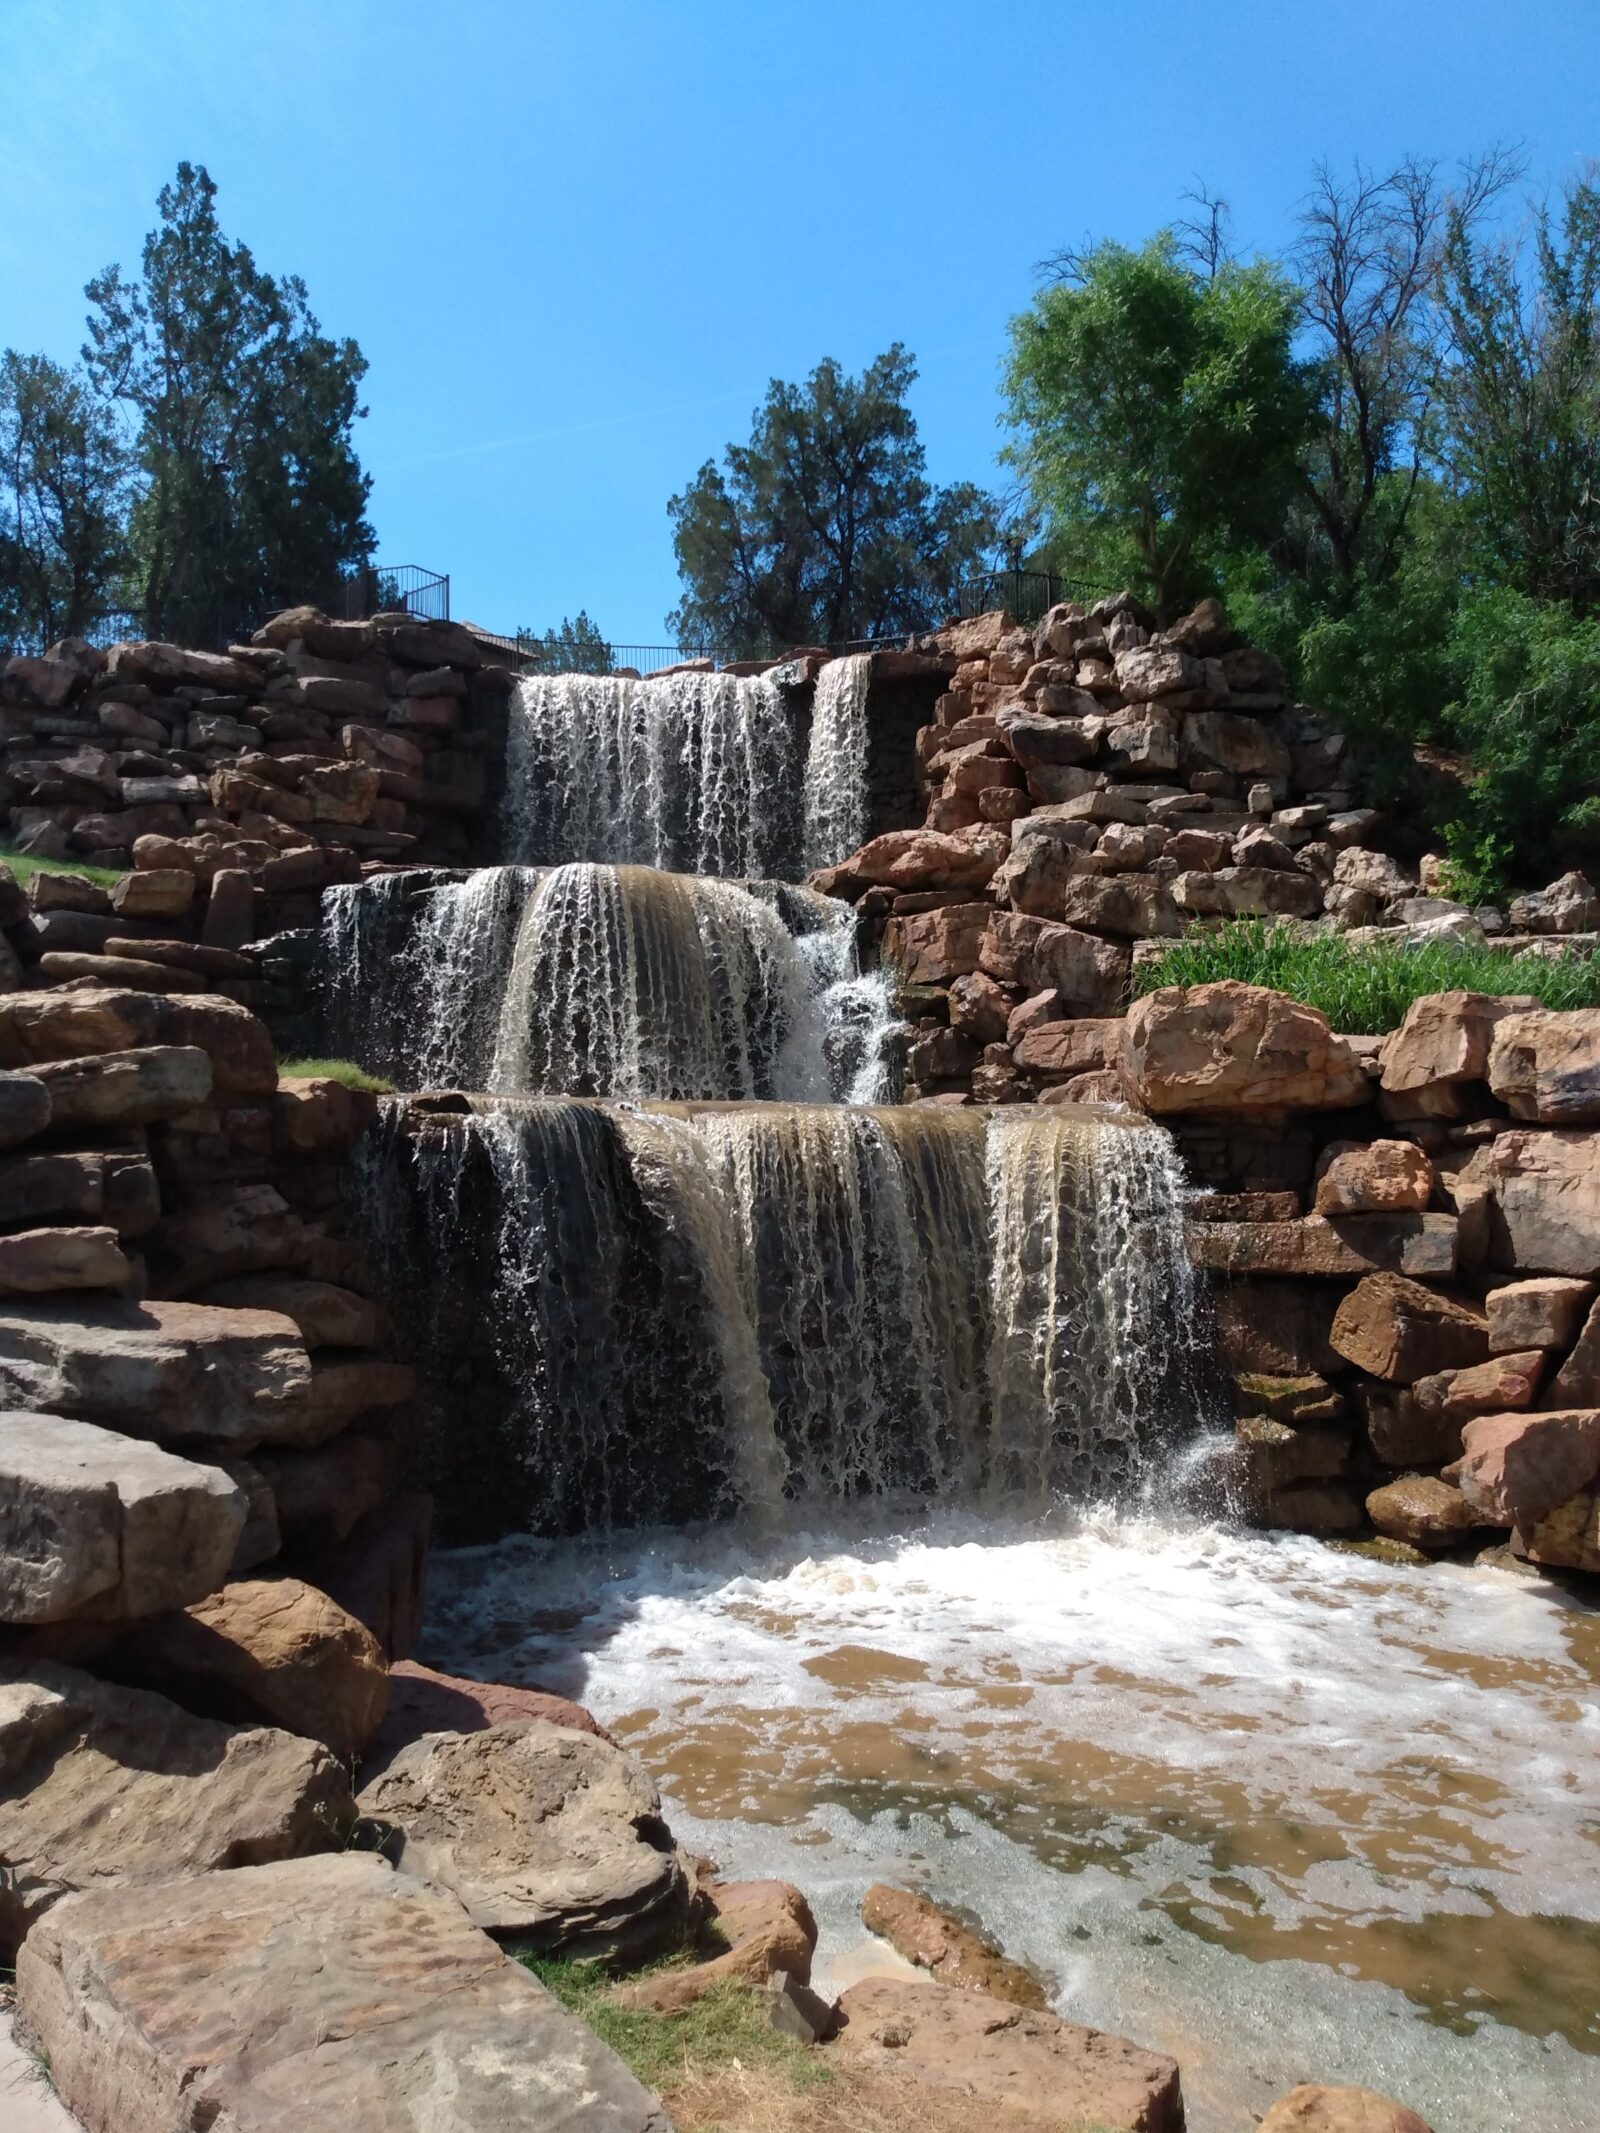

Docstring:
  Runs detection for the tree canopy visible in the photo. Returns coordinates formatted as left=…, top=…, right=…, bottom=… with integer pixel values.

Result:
left=668, top=346, right=998, bottom=653
left=522, top=609, right=614, bottom=673
left=0, top=350, right=130, bottom=647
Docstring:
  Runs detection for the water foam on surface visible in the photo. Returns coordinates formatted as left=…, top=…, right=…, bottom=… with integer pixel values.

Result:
left=424, top=1512, right=1600, bottom=2133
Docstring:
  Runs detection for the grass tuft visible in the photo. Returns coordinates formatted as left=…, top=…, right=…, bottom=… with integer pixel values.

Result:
left=278, top=1055, right=394, bottom=1093
left=1135, top=920, right=1600, bottom=1033
left=0, top=846, right=124, bottom=888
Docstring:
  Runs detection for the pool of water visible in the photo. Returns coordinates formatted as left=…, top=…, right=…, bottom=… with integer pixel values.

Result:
left=422, top=1512, right=1600, bottom=2133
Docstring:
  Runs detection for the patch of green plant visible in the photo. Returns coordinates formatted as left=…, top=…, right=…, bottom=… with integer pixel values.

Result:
left=518, top=1955, right=829, bottom=2097
left=277, top=1054, right=394, bottom=1093
left=1136, top=920, right=1600, bottom=1033
left=0, top=847, right=123, bottom=888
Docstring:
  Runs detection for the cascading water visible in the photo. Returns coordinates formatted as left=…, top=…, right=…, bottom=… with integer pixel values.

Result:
left=503, top=668, right=800, bottom=878
left=358, top=1097, right=1211, bottom=1536
left=318, top=864, right=895, bottom=1101
left=802, top=652, right=872, bottom=870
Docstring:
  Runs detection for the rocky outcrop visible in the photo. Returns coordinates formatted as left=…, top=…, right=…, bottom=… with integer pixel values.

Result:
left=356, top=1722, right=693, bottom=1961
left=831, top=1976, right=1184, bottom=2132
left=0, top=1662, right=349, bottom=1951
left=13, top=1853, right=672, bottom=2133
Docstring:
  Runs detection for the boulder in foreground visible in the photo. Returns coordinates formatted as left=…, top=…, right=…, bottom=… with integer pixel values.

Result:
left=832, top=1976, right=1183, bottom=2131
left=1258, top=2082, right=1434, bottom=2132
left=1123, top=982, right=1370, bottom=1114
left=357, top=1721, right=693, bottom=1962
left=0, top=1662, right=348, bottom=1953
left=15, top=1852, right=672, bottom=2133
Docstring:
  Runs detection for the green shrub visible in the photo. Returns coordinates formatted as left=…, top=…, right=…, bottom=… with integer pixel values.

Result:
left=1136, top=920, right=1600, bottom=1032
left=0, top=847, right=124, bottom=888
left=278, top=1055, right=393, bottom=1093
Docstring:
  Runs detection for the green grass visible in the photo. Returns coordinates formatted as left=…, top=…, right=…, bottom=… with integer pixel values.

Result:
left=519, top=1955, right=830, bottom=2099
left=1135, top=920, right=1600, bottom=1033
left=278, top=1055, right=394, bottom=1092
left=0, top=846, right=124, bottom=888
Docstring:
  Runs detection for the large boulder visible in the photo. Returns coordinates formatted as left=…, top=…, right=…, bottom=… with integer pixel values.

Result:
left=1487, top=1008, right=1600, bottom=1123
left=0, top=1072, right=51, bottom=1150
left=1486, top=1276, right=1595, bottom=1354
left=1171, top=867, right=1323, bottom=921
left=831, top=1977, right=1183, bottom=2132
left=1258, top=2085, right=1434, bottom=2133
left=1507, top=869, right=1600, bottom=934
left=882, top=902, right=991, bottom=985
left=1055, top=872, right=1183, bottom=938
left=0, top=1413, right=245, bottom=1623
left=0, top=1228, right=130, bottom=1294
left=0, top=989, right=276, bottom=1094
left=861, top=1883, right=1046, bottom=2007
left=27, top=1044, right=212, bottom=1129
left=1313, top=1139, right=1432, bottom=1215
left=356, top=1723, right=692, bottom=1963
left=1518, top=1486, right=1600, bottom=1571
left=1379, top=990, right=1537, bottom=1096
left=0, top=1299, right=313, bottom=1450
left=124, top=1574, right=390, bottom=1759
left=1122, top=983, right=1371, bottom=1114
left=1365, top=1475, right=1478, bottom=1551
left=1446, top=1409, right=1600, bottom=1527
left=1480, top=1130, right=1600, bottom=1275
left=1214, top=1280, right=1342, bottom=1376
left=1187, top=1213, right=1456, bottom=1280
left=845, top=827, right=1006, bottom=892
left=0, top=1663, right=349, bottom=1953
left=979, top=912, right=1129, bottom=1013
left=1329, top=1274, right=1489, bottom=1382
left=196, top=1275, right=386, bottom=1351
left=1183, top=710, right=1291, bottom=778
left=612, top=1873, right=818, bottom=2014
left=14, top=1853, right=671, bottom=2133
left=365, top=1659, right=615, bottom=1763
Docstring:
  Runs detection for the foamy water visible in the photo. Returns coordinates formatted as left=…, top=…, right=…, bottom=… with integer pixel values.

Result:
left=423, top=1513, right=1600, bottom=2132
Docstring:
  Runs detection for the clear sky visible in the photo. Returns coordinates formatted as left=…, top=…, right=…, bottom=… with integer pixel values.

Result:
left=2, top=0, right=1596, bottom=644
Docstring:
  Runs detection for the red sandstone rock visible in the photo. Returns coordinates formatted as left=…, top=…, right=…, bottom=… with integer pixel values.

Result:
left=846, top=827, right=1007, bottom=892
left=365, top=1659, right=615, bottom=1764
left=1313, top=1139, right=1433, bottom=1215
left=1258, top=2083, right=1434, bottom=2132
left=862, top=1884, right=1047, bottom=2008
left=1380, top=989, right=1537, bottom=1094
left=1122, top=982, right=1370, bottom=1114
left=1329, top=1274, right=1489, bottom=1382
left=1365, top=1476, right=1478, bottom=1551
left=1446, top=1409, right=1600, bottom=1528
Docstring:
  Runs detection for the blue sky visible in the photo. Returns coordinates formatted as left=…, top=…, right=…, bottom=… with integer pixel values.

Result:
left=2, top=0, right=1596, bottom=643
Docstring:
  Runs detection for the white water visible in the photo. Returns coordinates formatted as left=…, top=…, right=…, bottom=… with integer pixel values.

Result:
left=425, top=1513, right=1600, bottom=2133
left=803, top=652, right=872, bottom=870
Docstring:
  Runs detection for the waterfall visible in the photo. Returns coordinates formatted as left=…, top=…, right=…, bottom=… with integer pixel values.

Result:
left=503, top=669, right=799, bottom=878
left=317, top=865, right=895, bottom=1102
left=361, top=1098, right=1211, bottom=1537
left=802, top=653, right=872, bottom=870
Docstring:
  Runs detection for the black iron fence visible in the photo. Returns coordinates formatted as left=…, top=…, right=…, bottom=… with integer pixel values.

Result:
left=337, top=563, right=450, bottom=623
left=956, top=567, right=1110, bottom=626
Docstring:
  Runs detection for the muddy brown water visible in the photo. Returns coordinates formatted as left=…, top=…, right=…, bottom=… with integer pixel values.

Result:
left=424, top=1512, right=1600, bottom=2133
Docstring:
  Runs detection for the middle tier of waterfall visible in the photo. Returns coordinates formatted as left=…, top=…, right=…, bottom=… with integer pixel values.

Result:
left=361, top=1097, right=1215, bottom=1538
left=318, top=863, right=895, bottom=1102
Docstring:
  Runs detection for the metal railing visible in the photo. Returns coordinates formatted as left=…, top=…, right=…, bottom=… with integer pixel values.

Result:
left=337, top=563, right=450, bottom=623
left=956, top=568, right=1109, bottom=625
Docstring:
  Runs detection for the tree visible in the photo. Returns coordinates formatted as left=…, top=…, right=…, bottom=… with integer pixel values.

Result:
left=1440, top=172, right=1600, bottom=614
left=1003, top=236, right=1313, bottom=621
left=668, top=346, right=998, bottom=653
left=84, top=162, right=372, bottom=644
left=521, top=610, right=614, bottom=673
left=0, top=350, right=130, bottom=650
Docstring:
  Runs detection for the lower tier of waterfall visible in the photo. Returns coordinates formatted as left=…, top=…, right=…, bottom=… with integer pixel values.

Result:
left=359, top=1098, right=1216, bottom=1538
left=318, top=863, right=895, bottom=1102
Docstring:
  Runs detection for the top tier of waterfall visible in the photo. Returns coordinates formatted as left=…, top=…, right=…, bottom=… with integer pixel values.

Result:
left=502, top=656, right=872, bottom=883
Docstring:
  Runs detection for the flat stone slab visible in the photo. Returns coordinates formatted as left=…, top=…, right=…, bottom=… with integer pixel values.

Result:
left=0, top=1661, right=349, bottom=1952
left=1187, top=1212, right=1457, bottom=1279
left=0, top=1411, right=245, bottom=1623
left=357, top=1721, right=692, bottom=1961
left=832, top=1976, right=1183, bottom=2131
left=15, top=1852, right=673, bottom=2133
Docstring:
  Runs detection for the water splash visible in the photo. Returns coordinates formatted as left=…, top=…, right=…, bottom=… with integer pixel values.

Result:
left=803, top=653, right=872, bottom=870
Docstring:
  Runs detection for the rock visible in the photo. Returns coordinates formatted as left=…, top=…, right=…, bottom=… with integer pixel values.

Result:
left=0, top=1663, right=349, bottom=1952
left=1056, top=872, right=1183, bottom=937
left=1187, top=1213, right=1457, bottom=1279
left=366, top=1659, right=615, bottom=1766
left=1259, top=2084, right=1434, bottom=2132
left=0, top=988, right=276, bottom=1094
left=0, top=1413, right=245, bottom=1624
left=979, top=913, right=1129, bottom=1013
left=1329, top=1274, right=1489, bottom=1381
left=357, top=1723, right=692, bottom=1961
left=1447, top=1409, right=1600, bottom=1526
left=1487, top=1008, right=1600, bottom=1123
left=1123, top=982, right=1371, bottom=1114
left=1485, top=1276, right=1595, bottom=1354
left=1013, top=1016, right=1123, bottom=1079
left=995, top=709, right=1097, bottom=766
left=832, top=1978, right=1183, bottom=2132
left=613, top=1873, right=819, bottom=2013
left=0, top=1151, right=155, bottom=1235
left=195, top=1274, right=385, bottom=1350
left=1366, top=1476, right=1477, bottom=1551
left=106, top=639, right=259, bottom=691
left=1380, top=990, right=1538, bottom=1095
left=1233, top=1372, right=1345, bottom=1425
left=1481, top=1129, right=1600, bottom=1274
left=884, top=902, right=991, bottom=984
left=152, top=1183, right=315, bottom=1297
left=1214, top=1280, right=1342, bottom=1376
left=0, top=1298, right=312, bottom=1450
left=249, top=1434, right=388, bottom=1548
left=847, top=827, right=1006, bottom=892
left=1236, top=1414, right=1349, bottom=1495
left=1518, top=1486, right=1600, bottom=1571
left=1332, top=846, right=1414, bottom=903
left=1184, top=710, right=1291, bottom=778
left=1550, top=1292, right=1600, bottom=1402
left=305, top=1492, right=431, bottom=1662
left=0, top=1073, right=51, bottom=1151
left=1412, top=1350, right=1544, bottom=1426
left=14, top=1852, right=671, bottom=2133
left=1313, top=1139, right=1433, bottom=1215
left=862, top=1883, right=1047, bottom=2007
left=125, top=1574, right=390, bottom=1759
left=1508, top=869, right=1600, bottom=934
left=0, top=1228, right=129, bottom=1294
left=108, top=867, right=194, bottom=919
left=27, top=1043, right=213, bottom=1128
left=946, top=971, right=1015, bottom=1043
left=1266, top=1481, right=1364, bottom=1533
left=1172, top=866, right=1323, bottom=920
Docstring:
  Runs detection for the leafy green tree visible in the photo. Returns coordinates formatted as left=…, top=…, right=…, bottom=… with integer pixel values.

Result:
left=0, top=350, right=130, bottom=650
left=1003, top=235, right=1312, bottom=620
left=84, top=161, right=372, bottom=644
left=1440, top=173, right=1600, bottom=614
left=668, top=346, right=998, bottom=653
left=521, top=609, right=614, bottom=672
